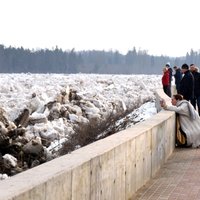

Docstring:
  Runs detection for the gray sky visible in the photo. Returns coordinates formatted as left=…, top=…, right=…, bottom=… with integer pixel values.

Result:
left=0, top=0, right=199, bottom=57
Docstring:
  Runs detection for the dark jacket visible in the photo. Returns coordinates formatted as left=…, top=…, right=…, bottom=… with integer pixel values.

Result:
left=174, top=68, right=182, bottom=92
left=179, top=70, right=194, bottom=101
left=168, top=67, right=173, bottom=84
left=174, top=68, right=182, bottom=85
left=192, top=71, right=200, bottom=97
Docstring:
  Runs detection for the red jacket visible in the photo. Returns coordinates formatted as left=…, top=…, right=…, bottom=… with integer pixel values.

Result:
left=162, top=70, right=169, bottom=86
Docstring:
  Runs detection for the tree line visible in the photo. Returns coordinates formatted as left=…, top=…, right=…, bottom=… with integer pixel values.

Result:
left=0, top=44, right=199, bottom=74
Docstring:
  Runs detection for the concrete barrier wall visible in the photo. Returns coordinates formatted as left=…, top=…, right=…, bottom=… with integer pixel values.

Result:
left=0, top=89, right=175, bottom=200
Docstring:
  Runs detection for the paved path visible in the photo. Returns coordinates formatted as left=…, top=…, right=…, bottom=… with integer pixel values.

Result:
left=133, top=148, right=200, bottom=200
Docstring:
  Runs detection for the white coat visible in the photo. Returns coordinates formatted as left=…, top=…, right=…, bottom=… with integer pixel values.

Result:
left=165, top=100, right=200, bottom=147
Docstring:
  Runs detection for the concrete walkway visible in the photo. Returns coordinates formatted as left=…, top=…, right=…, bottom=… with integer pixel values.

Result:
left=133, top=148, right=200, bottom=200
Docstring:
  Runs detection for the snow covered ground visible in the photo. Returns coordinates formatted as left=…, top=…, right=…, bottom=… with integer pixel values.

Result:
left=0, top=73, right=162, bottom=179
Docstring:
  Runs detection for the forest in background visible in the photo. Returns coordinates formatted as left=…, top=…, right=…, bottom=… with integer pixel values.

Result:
left=0, top=44, right=199, bottom=74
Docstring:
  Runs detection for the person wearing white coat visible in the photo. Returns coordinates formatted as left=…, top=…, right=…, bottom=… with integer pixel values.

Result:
left=160, top=94, right=200, bottom=148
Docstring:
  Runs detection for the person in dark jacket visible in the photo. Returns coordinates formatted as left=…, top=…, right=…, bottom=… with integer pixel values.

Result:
left=179, top=63, right=194, bottom=102
left=173, top=66, right=182, bottom=93
left=190, top=64, right=200, bottom=115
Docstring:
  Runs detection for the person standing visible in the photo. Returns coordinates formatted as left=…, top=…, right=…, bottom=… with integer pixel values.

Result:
left=173, top=66, right=182, bottom=93
left=166, top=63, right=172, bottom=97
left=162, top=67, right=170, bottom=97
left=179, top=63, right=194, bottom=102
left=190, top=64, right=200, bottom=115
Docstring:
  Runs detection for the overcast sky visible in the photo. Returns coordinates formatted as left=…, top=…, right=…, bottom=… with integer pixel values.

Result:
left=0, top=0, right=199, bottom=57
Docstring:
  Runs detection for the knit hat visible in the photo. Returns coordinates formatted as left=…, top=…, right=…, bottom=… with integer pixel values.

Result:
left=166, top=62, right=170, bottom=67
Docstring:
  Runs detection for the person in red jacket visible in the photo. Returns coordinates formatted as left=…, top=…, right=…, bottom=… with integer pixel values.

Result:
left=162, top=67, right=170, bottom=97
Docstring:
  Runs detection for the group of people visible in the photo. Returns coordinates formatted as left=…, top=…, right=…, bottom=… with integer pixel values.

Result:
left=162, top=63, right=200, bottom=115
left=161, top=63, right=200, bottom=148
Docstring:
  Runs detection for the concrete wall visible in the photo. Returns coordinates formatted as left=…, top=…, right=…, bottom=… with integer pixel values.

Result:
left=0, top=89, right=175, bottom=200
